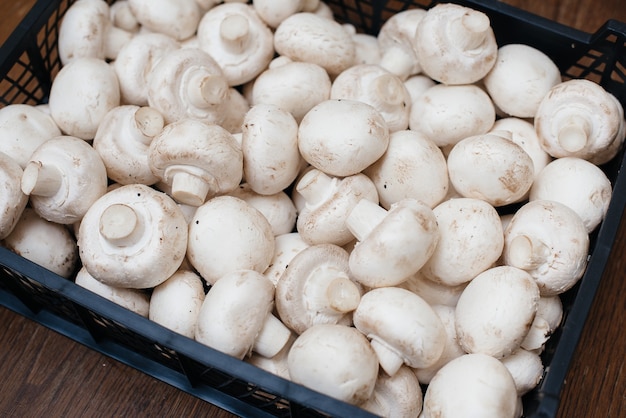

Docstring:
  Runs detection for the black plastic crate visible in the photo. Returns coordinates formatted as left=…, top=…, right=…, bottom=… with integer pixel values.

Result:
left=1, top=1, right=625, bottom=417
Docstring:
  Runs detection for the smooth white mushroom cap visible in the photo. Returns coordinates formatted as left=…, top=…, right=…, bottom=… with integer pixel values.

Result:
left=228, top=184, right=297, bottom=236
left=423, top=353, right=518, bottom=418
left=0, top=152, right=28, bottom=240
left=298, top=99, right=390, bottom=177
left=421, top=197, right=504, bottom=286
left=529, top=157, right=612, bottom=233
left=187, top=196, right=275, bottom=285
left=149, top=269, right=206, bottom=338
left=364, top=129, right=448, bottom=210
left=78, top=184, right=188, bottom=288
left=500, top=348, right=544, bottom=396
left=127, top=0, right=201, bottom=41
left=2, top=208, right=78, bottom=279
left=409, top=84, right=496, bottom=148
left=350, top=32, right=382, bottom=66
left=447, top=132, right=535, bottom=207
left=400, top=271, right=467, bottom=307
left=287, top=324, right=379, bottom=405
left=361, top=366, right=423, bottom=418
left=455, top=266, right=540, bottom=358
left=263, top=232, right=310, bottom=287
left=502, top=200, right=589, bottom=296
left=404, top=74, right=437, bottom=104
left=0, top=104, right=61, bottom=169
left=353, top=287, right=446, bottom=376
left=75, top=266, right=150, bottom=317
left=483, top=43, right=561, bottom=118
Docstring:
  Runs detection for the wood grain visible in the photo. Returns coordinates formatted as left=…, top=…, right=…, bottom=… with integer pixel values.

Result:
left=1, top=1, right=625, bottom=418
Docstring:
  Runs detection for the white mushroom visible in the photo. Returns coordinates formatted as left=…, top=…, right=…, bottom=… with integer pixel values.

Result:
left=75, top=266, right=150, bottom=317
left=197, top=3, right=275, bottom=86
left=295, top=168, right=379, bottom=246
left=241, top=104, right=301, bottom=195
left=21, top=135, right=108, bottom=225
left=92, top=105, right=164, bottom=186
left=408, top=83, right=496, bottom=148
left=353, top=286, right=447, bottom=376
left=228, top=184, right=297, bottom=236
left=220, top=87, right=250, bottom=134
left=483, top=43, right=561, bottom=118
left=347, top=198, right=439, bottom=288
left=127, top=0, right=201, bottom=41
left=414, top=3, right=498, bottom=85
left=363, top=129, right=448, bottom=210
left=273, top=12, right=356, bottom=77
left=521, top=295, right=563, bottom=352
left=77, top=184, right=188, bottom=289
left=534, top=79, right=624, bottom=164
left=0, top=104, right=61, bottom=169
left=247, top=333, right=295, bottom=380
left=263, top=232, right=310, bottom=287
left=287, top=323, right=379, bottom=405
left=420, top=197, right=504, bottom=286
left=529, top=157, right=612, bottom=233
left=109, top=0, right=140, bottom=32
left=48, top=57, right=120, bottom=140
left=2, top=208, right=78, bottom=279
left=330, top=64, right=412, bottom=132
left=400, top=271, right=467, bottom=308
left=502, top=200, right=589, bottom=296
left=360, top=366, right=424, bottom=418
left=186, top=195, right=275, bottom=285
left=0, top=152, right=28, bottom=240
left=404, top=74, right=436, bottom=105
left=298, top=99, right=390, bottom=177
left=446, top=132, right=535, bottom=207
left=500, top=348, right=544, bottom=396
left=455, top=266, right=540, bottom=358
left=149, top=269, right=206, bottom=339
left=195, top=269, right=292, bottom=359
left=252, top=0, right=304, bottom=28
left=349, top=30, right=381, bottom=66
left=275, top=244, right=362, bottom=334
left=148, top=119, right=243, bottom=206
left=422, top=353, right=519, bottom=418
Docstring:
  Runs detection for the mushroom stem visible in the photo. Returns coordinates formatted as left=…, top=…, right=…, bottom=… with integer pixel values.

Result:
left=370, top=337, right=404, bottom=376
left=507, top=234, right=550, bottom=270
left=99, top=203, right=144, bottom=247
left=252, top=313, right=292, bottom=359
left=558, top=118, right=591, bottom=153
left=305, top=264, right=361, bottom=314
left=185, top=69, right=229, bottom=108
left=219, top=14, right=250, bottom=53
left=371, top=73, right=406, bottom=111
left=21, top=160, right=63, bottom=197
left=346, top=199, right=387, bottom=242
left=165, top=165, right=218, bottom=207
left=447, top=10, right=490, bottom=51
left=134, top=106, right=164, bottom=142
left=296, top=169, right=337, bottom=208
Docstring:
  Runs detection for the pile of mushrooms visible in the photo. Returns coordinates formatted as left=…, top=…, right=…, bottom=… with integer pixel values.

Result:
left=1, top=1, right=625, bottom=417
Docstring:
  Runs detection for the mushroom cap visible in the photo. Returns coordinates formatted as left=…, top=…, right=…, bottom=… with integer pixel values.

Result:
left=187, top=195, right=275, bottom=285
left=503, top=199, right=590, bottom=295
left=501, top=348, right=544, bottom=396
left=400, top=271, right=467, bottom=308
left=273, top=12, right=355, bottom=77
left=414, top=3, right=498, bottom=85
left=421, top=197, right=504, bottom=286
left=194, top=269, right=279, bottom=359
left=521, top=295, right=563, bottom=351
left=423, top=353, right=518, bottom=418
left=408, top=83, right=496, bottom=148
left=298, top=99, right=390, bottom=177
left=275, top=243, right=362, bottom=334
left=484, top=44, right=561, bottom=118
left=228, top=184, right=297, bottom=236
left=287, top=323, right=379, bottom=405
left=295, top=169, right=379, bottom=246
left=363, top=129, right=448, bottom=210
left=535, top=79, right=623, bottom=160
left=23, top=135, right=109, bottom=225
left=447, top=132, right=535, bottom=207
left=127, top=0, right=201, bottom=41
left=148, top=118, right=243, bottom=206
left=252, top=0, right=303, bottom=28
left=149, top=269, right=206, bottom=338
left=348, top=198, right=440, bottom=288
left=353, top=286, right=447, bottom=374
left=455, top=266, right=540, bottom=358
left=197, top=3, right=275, bottom=86
left=78, top=184, right=188, bottom=288
left=0, top=152, right=28, bottom=240
left=529, top=156, right=612, bottom=233
left=263, top=232, right=310, bottom=286
left=361, top=366, right=423, bottom=418
left=241, top=104, right=301, bottom=195
left=0, top=104, right=61, bottom=169
left=75, top=266, right=150, bottom=317
left=49, top=57, right=121, bottom=140
left=3, top=208, right=78, bottom=279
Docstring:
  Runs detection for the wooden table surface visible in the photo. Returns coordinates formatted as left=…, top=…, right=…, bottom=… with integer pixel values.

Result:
left=1, top=1, right=625, bottom=417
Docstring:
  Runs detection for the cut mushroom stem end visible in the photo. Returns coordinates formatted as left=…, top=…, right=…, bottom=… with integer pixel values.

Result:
left=186, top=71, right=229, bottom=108
left=99, top=203, right=143, bottom=247
left=134, top=107, right=165, bottom=139
left=220, top=14, right=250, bottom=52
left=507, top=234, right=550, bottom=270
left=372, top=74, right=406, bottom=109
left=21, top=161, right=63, bottom=197
left=558, top=119, right=591, bottom=153
left=306, top=264, right=361, bottom=314
left=166, top=166, right=218, bottom=207
left=346, top=199, right=388, bottom=242
left=449, top=10, right=490, bottom=51
left=252, top=313, right=292, bottom=359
